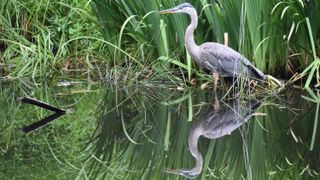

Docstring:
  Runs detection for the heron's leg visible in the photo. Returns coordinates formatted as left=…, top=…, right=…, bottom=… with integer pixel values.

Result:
left=212, top=72, right=220, bottom=110
left=212, top=72, right=219, bottom=92
left=213, top=93, right=220, bottom=110
left=224, top=32, right=228, bottom=46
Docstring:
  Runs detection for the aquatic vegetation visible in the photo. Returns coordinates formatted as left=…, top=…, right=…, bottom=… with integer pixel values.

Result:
left=1, top=0, right=319, bottom=87
left=91, top=0, right=319, bottom=83
left=1, top=0, right=319, bottom=179
left=86, top=86, right=320, bottom=179
left=0, top=0, right=104, bottom=82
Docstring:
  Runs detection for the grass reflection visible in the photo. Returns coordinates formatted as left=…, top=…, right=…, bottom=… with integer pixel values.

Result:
left=0, top=80, right=100, bottom=179
left=88, top=86, right=319, bottom=179
left=1, top=81, right=319, bottom=179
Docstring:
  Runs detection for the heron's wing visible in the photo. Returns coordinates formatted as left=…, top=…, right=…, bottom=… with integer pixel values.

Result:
left=201, top=99, right=262, bottom=139
left=200, top=43, right=265, bottom=79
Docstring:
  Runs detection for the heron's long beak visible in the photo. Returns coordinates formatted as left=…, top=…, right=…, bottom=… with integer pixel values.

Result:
left=164, top=168, right=182, bottom=174
left=160, top=7, right=178, bottom=14
left=164, top=168, right=199, bottom=178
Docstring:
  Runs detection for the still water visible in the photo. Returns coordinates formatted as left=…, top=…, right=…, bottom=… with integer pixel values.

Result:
left=1, top=80, right=319, bottom=179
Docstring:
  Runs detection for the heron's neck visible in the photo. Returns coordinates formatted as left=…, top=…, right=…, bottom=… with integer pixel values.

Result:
left=185, top=9, right=200, bottom=60
left=188, top=125, right=203, bottom=174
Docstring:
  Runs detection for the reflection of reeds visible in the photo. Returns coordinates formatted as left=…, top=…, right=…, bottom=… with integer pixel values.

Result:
left=0, top=81, right=101, bottom=178
left=88, top=86, right=319, bottom=179
left=1, top=80, right=319, bottom=178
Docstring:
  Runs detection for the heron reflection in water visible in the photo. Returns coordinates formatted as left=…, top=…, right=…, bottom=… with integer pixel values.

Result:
left=160, top=3, right=267, bottom=92
left=165, top=99, right=263, bottom=178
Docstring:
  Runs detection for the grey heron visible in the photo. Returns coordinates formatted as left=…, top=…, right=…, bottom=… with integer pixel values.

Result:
left=160, top=3, right=266, bottom=91
left=165, top=98, right=262, bottom=178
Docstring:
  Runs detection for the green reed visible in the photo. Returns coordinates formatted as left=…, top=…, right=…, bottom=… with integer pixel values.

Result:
left=1, top=0, right=103, bottom=82
left=86, top=86, right=320, bottom=179
left=1, top=0, right=319, bottom=87
left=91, top=0, right=319, bottom=84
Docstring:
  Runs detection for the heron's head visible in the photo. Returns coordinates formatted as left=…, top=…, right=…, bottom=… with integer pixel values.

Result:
left=164, top=168, right=200, bottom=179
left=160, top=3, right=195, bottom=15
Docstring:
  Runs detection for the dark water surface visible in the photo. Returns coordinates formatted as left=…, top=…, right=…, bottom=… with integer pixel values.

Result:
left=1, top=80, right=319, bottom=179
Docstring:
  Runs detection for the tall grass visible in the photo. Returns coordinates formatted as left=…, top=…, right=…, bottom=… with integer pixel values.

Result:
left=0, top=0, right=104, bottom=82
left=92, top=0, right=319, bottom=82
left=1, top=0, right=319, bottom=86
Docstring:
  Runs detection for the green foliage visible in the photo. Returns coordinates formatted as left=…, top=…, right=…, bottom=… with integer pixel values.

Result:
left=0, top=0, right=102, bottom=81
left=0, top=80, right=100, bottom=179
left=84, top=86, right=320, bottom=179
left=1, top=0, right=319, bottom=85
left=92, top=0, right=319, bottom=81
left=1, top=1, right=320, bottom=179
left=1, top=79, right=319, bottom=179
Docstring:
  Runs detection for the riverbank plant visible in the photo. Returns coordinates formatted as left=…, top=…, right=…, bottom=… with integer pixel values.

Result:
left=1, top=0, right=319, bottom=87
left=92, top=0, right=319, bottom=82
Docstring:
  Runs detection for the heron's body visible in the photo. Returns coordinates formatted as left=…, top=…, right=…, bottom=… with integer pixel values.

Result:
left=160, top=3, right=266, bottom=86
left=199, top=42, right=266, bottom=79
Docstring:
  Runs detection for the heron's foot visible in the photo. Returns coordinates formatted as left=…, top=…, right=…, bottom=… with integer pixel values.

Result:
left=212, top=72, right=220, bottom=92
left=212, top=94, right=221, bottom=111
left=213, top=100, right=220, bottom=110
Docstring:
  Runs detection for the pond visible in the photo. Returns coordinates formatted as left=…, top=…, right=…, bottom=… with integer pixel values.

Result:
left=1, top=79, right=319, bottom=179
